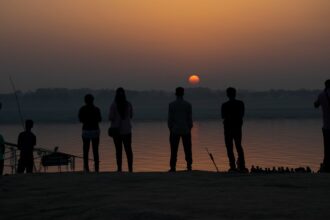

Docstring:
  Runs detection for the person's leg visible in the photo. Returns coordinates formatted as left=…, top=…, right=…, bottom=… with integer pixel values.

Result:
left=92, top=137, right=100, bottom=172
left=323, top=129, right=330, bottom=171
left=82, top=138, right=90, bottom=172
left=113, top=136, right=123, bottom=172
left=123, top=134, right=133, bottom=172
left=234, top=126, right=246, bottom=171
left=26, top=156, right=34, bottom=173
left=17, top=155, right=25, bottom=173
left=169, top=133, right=180, bottom=171
left=224, top=127, right=236, bottom=170
left=182, top=133, right=192, bottom=170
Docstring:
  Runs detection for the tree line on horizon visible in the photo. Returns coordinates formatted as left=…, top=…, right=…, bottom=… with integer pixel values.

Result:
left=0, top=88, right=322, bottom=123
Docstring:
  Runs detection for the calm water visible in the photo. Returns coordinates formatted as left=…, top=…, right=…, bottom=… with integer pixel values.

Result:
left=0, top=119, right=324, bottom=173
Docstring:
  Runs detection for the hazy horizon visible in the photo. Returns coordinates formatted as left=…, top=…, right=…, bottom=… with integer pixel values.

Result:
left=0, top=88, right=321, bottom=123
left=1, top=0, right=329, bottom=93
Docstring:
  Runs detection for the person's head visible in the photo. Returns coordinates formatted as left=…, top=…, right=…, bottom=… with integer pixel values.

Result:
left=84, top=94, right=94, bottom=105
left=325, top=79, right=330, bottom=89
left=25, top=120, right=34, bottom=131
left=226, top=87, right=236, bottom=100
left=115, top=87, right=127, bottom=103
left=175, top=87, right=184, bottom=97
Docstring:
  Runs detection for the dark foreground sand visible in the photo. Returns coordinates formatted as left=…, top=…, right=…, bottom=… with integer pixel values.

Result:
left=1, top=171, right=330, bottom=220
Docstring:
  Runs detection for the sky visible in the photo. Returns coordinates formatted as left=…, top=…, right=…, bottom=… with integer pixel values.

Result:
left=0, top=0, right=329, bottom=92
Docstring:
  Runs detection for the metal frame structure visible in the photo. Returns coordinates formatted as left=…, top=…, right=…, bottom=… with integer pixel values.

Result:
left=3, top=142, right=83, bottom=174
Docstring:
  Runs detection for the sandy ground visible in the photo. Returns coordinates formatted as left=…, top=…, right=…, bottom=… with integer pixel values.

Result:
left=1, top=171, right=330, bottom=220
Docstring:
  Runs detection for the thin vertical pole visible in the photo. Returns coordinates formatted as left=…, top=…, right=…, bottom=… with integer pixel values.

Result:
left=9, top=76, right=25, bottom=129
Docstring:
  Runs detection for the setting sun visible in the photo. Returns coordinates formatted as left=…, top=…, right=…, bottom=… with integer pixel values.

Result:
left=188, top=74, right=200, bottom=85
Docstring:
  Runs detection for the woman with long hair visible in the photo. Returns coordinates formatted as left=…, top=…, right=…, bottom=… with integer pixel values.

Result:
left=109, top=88, right=133, bottom=172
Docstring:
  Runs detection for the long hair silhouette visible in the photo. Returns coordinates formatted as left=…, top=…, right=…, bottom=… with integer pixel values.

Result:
left=115, top=87, right=128, bottom=119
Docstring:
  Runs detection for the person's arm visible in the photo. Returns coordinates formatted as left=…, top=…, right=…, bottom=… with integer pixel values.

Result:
left=168, top=104, right=173, bottom=130
left=241, top=101, right=245, bottom=118
left=129, top=103, right=133, bottom=119
left=17, top=133, right=22, bottom=150
left=109, top=104, right=115, bottom=121
left=314, top=95, right=321, bottom=108
left=188, top=103, right=193, bottom=129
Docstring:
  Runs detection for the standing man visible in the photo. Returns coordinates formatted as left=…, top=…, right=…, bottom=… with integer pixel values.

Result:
left=79, top=94, right=102, bottom=172
left=17, top=120, right=36, bottom=173
left=168, top=87, right=193, bottom=172
left=221, top=87, right=248, bottom=172
left=0, top=102, right=5, bottom=175
left=314, top=79, right=330, bottom=172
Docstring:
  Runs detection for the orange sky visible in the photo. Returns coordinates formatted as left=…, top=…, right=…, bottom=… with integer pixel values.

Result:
left=0, top=0, right=329, bottom=91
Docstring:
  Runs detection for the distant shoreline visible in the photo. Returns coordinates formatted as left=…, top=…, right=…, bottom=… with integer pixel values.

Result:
left=0, top=88, right=322, bottom=123
left=0, top=117, right=322, bottom=125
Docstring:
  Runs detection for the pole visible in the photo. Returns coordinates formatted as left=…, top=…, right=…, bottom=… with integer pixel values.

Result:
left=9, top=76, right=25, bottom=129
left=205, top=148, right=219, bottom=172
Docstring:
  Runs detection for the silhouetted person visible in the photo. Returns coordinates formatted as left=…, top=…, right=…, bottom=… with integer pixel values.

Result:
left=0, top=135, right=4, bottom=175
left=0, top=102, right=4, bottom=175
left=109, top=88, right=133, bottom=172
left=221, top=87, right=247, bottom=172
left=17, top=120, right=36, bottom=173
left=314, top=79, right=330, bottom=172
left=79, top=94, right=101, bottom=172
left=168, top=87, right=193, bottom=172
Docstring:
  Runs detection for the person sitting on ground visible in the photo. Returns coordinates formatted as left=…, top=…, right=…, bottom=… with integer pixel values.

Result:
left=17, top=120, right=36, bottom=174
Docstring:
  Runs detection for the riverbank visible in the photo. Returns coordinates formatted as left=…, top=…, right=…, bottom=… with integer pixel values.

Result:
left=1, top=171, right=330, bottom=219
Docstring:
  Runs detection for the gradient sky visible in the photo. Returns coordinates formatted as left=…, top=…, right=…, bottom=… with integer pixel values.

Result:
left=0, top=0, right=329, bottom=92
